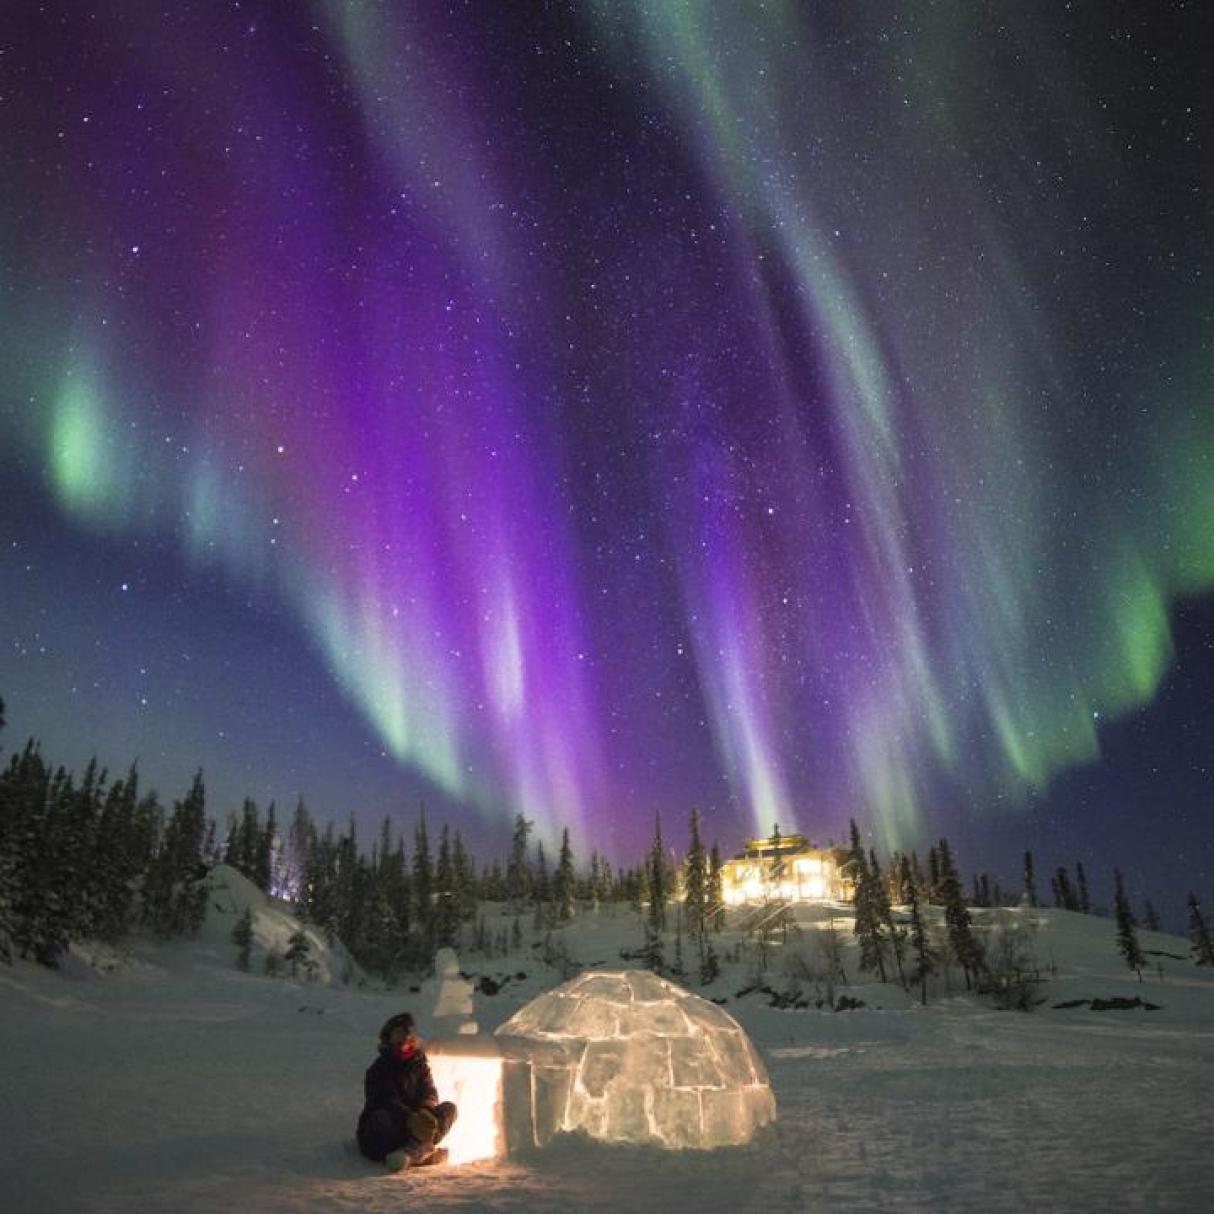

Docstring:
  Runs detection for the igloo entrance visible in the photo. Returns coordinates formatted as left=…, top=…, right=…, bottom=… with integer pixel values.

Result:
left=494, top=970, right=776, bottom=1150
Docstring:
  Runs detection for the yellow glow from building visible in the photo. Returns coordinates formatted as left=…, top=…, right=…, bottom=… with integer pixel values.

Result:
left=720, top=840, right=843, bottom=905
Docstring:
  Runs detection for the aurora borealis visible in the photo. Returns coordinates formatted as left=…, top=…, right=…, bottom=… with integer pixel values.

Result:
left=2, top=3, right=1212, bottom=891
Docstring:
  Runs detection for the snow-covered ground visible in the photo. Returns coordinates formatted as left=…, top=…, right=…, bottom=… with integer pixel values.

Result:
left=2, top=869, right=1212, bottom=1213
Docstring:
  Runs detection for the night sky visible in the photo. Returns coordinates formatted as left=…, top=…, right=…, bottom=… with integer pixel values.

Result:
left=2, top=2, right=1211, bottom=914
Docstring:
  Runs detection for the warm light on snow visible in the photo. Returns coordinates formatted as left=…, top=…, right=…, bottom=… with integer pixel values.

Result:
left=427, top=1042, right=505, bottom=1165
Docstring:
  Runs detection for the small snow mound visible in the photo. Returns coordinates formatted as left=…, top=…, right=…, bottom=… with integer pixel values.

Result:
left=495, top=969, right=776, bottom=1150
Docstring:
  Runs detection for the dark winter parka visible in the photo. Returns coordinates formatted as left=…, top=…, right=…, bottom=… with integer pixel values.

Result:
left=358, top=1048, right=439, bottom=1132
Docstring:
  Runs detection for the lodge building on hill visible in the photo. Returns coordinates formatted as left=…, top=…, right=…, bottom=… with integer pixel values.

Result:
left=719, top=831, right=854, bottom=905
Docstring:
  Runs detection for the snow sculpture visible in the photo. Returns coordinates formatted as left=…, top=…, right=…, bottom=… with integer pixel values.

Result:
left=429, top=946, right=479, bottom=1036
left=494, top=970, right=776, bottom=1150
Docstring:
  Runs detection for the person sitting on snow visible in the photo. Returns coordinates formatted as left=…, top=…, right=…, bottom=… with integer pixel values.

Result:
left=356, top=1012, right=458, bottom=1171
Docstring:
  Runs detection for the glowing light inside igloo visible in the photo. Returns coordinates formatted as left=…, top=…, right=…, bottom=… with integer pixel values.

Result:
left=427, top=1038, right=504, bottom=1165
left=494, top=970, right=776, bottom=1150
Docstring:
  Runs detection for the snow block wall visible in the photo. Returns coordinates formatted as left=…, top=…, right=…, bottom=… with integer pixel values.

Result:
left=494, top=970, right=776, bottom=1150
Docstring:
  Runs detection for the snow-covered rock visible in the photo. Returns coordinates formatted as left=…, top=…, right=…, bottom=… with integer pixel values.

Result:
left=201, top=865, right=353, bottom=986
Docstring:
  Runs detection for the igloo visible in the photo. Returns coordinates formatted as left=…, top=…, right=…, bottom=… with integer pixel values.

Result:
left=494, top=970, right=776, bottom=1150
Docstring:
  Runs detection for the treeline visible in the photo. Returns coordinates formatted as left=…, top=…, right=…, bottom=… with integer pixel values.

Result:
left=220, top=800, right=728, bottom=982
left=4, top=696, right=1213, bottom=987
left=0, top=701, right=736, bottom=979
left=843, top=824, right=1214, bottom=1002
left=843, top=821, right=988, bottom=1003
left=0, top=740, right=209, bottom=967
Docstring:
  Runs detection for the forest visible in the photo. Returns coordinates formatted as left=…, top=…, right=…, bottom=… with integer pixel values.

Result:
left=2, top=696, right=1212, bottom=992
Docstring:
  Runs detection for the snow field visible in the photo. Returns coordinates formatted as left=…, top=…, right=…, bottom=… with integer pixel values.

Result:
left=1, top=879, right=1213, bottom=1212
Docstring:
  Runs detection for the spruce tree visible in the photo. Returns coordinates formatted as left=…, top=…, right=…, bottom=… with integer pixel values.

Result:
left=283, top=798, right=314, bottom=902
left=685, top=809, right=712, bottom=983
left=848, top=820, right=887, bottom=982
left=506, top=813, right=533, bottom=912
left=285, top=927, right=312, bottom=978
left=897, top=854, right=915, bottom=916
left=0, top=844, right=16, bottom=965
left=1187, top=893, right=1214, bottom=965
left=1023, top=850, right=1038, bottom=907
left=1112, top=868, right=1144, bottom=980
left=906, top=861, right=935, bottom=1004
left=254, top=801, right=276, bottom=894
left=232, top=906, right=254, bottom=971
left=708, top=842, right=724, bottom=931
left=452, top=829, right=477, bottom=922
left=588, top=852, right=603, bottom=911
left=334, top=816, right=360, bottom=950
left=938, top=837, right=983, bottom=989
left=1055, top=866, right=1078, bottom=911
left=412, top=808, right=434, bottom=955
left=648, top=813, right=668, bottom=928
left=236, top=798, right=260, bottom=879
left=6, top=743, right=68, bottom=965
left=870, top=849, right=907, bottom=990
left=223, top=814, right=239, bottom=868
left=1142, top=899, right=1160, bottom=933
left=94, top=765, right=142, bottom=942
left=434, top=825, right=458, bottom=947
left=201, top=818, right=220, bottom=867
left=144, top=771, right=208, bottom=938
left=1076, top=862, right=1091, bottom=914
left=533, top=840, right=552, bottom=930
left=554, top=828, right=575, bottom=921
left=642, top=813, right=667, bottom=972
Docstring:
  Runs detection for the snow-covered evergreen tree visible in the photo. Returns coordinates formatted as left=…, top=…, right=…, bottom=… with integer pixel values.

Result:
left=938, top=837, right=983, bottom=989
left=253, top=801, right=276, bottom=894
left=1188, top=893, right=1214, bottom=966
left=554, top=827, right=575, bottom=921
left=1023, top=850, right=1038, bottom=907
left=1076, top=861, right=1091, bottom=914
left=284, top=927, right=312, bottom=978
left=1113, top=868, right=1144, bottom=980
left=505, top=813, right=533, bottom=913
left=452, top=829, right=477, bottom=922
left=648, top=812, right=668, bottom=931
left=848, top=820, right=887, bottom=982
left=232, top=906, right=253, bottom=971
left=906, top=860, right=935, bottom=1004
left=411, top=808, right=434, bottom=954
left=434, top=825, right=458, bottom=947
left=708, top=842, right=724, bottom=932
left=281, top=797, right=314, bottom=903
left=870, top=849, right=907, bottom=990
left=143, top=771, right=208, bottom=938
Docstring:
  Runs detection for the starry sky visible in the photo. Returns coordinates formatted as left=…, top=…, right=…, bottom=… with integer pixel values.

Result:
left=1, top=2, right=1211, bottom=911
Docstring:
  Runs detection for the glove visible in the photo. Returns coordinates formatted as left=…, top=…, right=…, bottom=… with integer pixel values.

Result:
left=407, top=1107, right=439, bottom=1145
